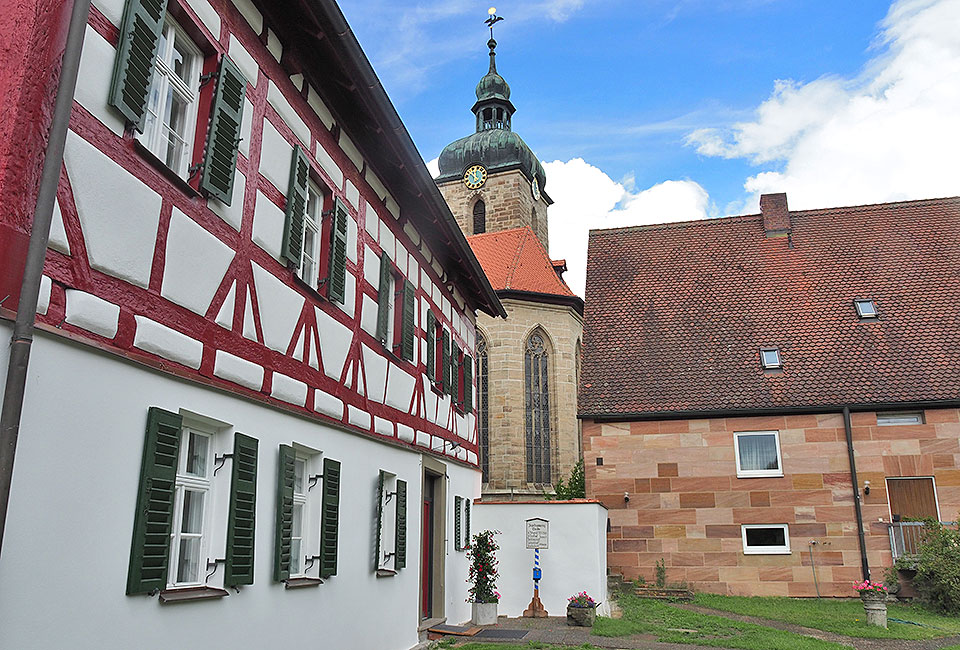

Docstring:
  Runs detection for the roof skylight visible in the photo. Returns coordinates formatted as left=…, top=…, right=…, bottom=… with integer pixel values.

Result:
left=760, top=348, right=782, bottom=370
left=854, top=299, right=878, bottom=319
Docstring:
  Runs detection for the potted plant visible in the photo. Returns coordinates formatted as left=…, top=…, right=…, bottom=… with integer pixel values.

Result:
left=566, top=591, right=599, bottom=626
left=467, top=530, right=501, bottom=625
left=853, top=580, right=888, bottom=628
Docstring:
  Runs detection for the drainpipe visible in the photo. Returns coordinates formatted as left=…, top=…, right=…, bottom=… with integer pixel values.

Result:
left=843, top=406, right=870, bottom=581
left=0, top=0, right=92, bottom=558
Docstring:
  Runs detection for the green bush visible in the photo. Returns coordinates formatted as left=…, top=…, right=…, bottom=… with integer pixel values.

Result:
left=552, top=458, right=585, bottom=499
left=655, top=558, right=667, bottom=588
left=911, top=519, right=960, bottom=614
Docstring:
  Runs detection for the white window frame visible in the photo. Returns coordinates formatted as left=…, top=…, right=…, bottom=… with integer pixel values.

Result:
left=297, top=182, right=324, bottom=289
left=289, top=456, right=309, bottom=578
left=377, top=472, right=398, bottom=573
left=760, top=347, right=782, bottom=369
left=742, top=524, right=791, bottom=555
left=169, top=426, right=215, bottom=588
left=877, top=411, right=924, bottom=426
left=854, top=299, right=878, bottom=319
left=138, top=18, right=202, bottom=179
left=734, top=430, right=783, bottom=478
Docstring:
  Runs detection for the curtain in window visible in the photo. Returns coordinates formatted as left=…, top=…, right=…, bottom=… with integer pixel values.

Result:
left=525, top=332, right=552, bottom=484
left=738, top=434, right=779, bottom=471
left=478, top=334, right=490, bottom=483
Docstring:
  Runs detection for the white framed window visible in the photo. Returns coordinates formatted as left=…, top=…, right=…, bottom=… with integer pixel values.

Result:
left=854, top=299, right=878, bottom=319
left=139, top=19, right=202, bottom=178
left=170, top=427, right=213, bottom=587
left=742, top=524, right=791, bottom=555
left=760, top=347, right=782, bottom=369
left=290, top=457, right=308, bottom=577
left=734, top=431, right=783, bottom=478
left=298, top=182, right=324, bottom=289
left=877, top=411, right=924, bottom=426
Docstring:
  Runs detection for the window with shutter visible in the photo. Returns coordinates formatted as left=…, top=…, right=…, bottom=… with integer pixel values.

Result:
left=395, top=480, right=407, bottom=570
left=225, top=433, right=258, bottom=587
left=426, top=310, right=436, bottom=380
left=127, top=407, right=182, bottom=595
left=110, top=0, right=166, bottom=130
left=200, top=56, right=246, bottom=204
left=376, top=253, right=393, bottom=344
left=373, top=470, right=385, bottom=571
left=327, top=199, right=349, bottom=304
left=282, top=146, right=310, bottom=267
left=319, top=457, right=341, bottom=578
left=442, top=329, right=451, bottom=395
left=453, top=344, right=463, bottom=410
left=464, top=499, right=471, bottom=549
left=454, top=495, right=463, bottom=551
left=274, top=445, right=295, bottom=582
left=463, top=354, right=474, bottom=415
left=401, top=281, right=415, bottom=362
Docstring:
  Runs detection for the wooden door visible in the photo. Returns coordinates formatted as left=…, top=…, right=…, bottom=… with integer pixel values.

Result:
left=887, top=478, right=939, bottom=520
left=421, top=475, right=435, bottom=619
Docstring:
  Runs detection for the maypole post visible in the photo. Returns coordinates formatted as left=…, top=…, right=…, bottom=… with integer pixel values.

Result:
left=523, top=517, right=548, bottom=617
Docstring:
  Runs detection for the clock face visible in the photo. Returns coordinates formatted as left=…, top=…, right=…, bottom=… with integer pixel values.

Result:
left=531, top=177, right=541, bottom=201
left=463, top=164, right=487, bottom=190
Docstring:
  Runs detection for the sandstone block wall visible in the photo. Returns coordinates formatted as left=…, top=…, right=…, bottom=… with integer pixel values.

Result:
left=481, top=298, right=583, bottom=498
left=584, top=409, right=960, bottom=596
left=438, top=171, right=550, bottom=250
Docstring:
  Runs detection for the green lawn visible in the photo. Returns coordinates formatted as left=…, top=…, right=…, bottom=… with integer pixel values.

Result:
left=593, top=594, right=852, bottom=650
left=693, top=593, right=960, bottom=640
left=451, top=645, right=596, bottom=650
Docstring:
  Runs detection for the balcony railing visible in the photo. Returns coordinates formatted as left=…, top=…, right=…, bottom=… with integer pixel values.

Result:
left=888, top=521, right=957, bottom=561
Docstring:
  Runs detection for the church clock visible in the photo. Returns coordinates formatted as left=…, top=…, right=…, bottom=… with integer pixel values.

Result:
left=463, top=164, right=487, bottom=190
left=531, top=177, right=541, bottom=201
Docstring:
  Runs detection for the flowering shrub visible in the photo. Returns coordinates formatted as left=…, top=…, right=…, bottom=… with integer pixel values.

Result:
left=852, top=580, right=888, bottom=596
left=466, top=530, right=500, bottom=604
left=567, top=591, right=597, bottom=608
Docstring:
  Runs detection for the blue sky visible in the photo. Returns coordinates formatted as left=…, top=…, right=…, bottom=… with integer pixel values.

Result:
left=340, top=1, right=960, bottom=295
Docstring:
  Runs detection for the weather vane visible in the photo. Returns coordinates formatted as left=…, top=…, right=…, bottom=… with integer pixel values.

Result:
left=485, top=7, right=504, bottom=39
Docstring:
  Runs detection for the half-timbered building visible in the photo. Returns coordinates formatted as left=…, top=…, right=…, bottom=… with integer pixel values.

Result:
left=0, top=1, right=503, bottom=647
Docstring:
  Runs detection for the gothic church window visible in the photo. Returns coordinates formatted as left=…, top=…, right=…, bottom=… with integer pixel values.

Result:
left=473, top=199, right=486, bottom=234
left=524, top=331, right=552, bottom=484
left=477, top=334, right=489, bottom=482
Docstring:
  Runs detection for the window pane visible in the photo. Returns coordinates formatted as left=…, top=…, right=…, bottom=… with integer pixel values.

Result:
left=746, top=527, right=786, bottom=548
left=738, top=434, right=779, bottom=471
left=180, top=489, right=205, bottom=534
left=290, top=538, right=302, bottom=576
left=177, top=536, right=202, bottom=583
left=185, top=432, right=209, bottom=477
left=292, top=503, right=303, bottom=537
left=294, top=460, right=305, bottom=495
left=761, top=349, right=780, bottom=367
left=171, top=35, right=191, bottom=82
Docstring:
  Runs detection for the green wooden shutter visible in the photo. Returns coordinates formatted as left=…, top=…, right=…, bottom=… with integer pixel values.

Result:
left=328, top=199, right=349, bottom=304
left=200, top=56, right=247, bottom=205
left=109, top=0, right=165, bottom=130
left=453, top=345, right=462, bottom=406
left=395, top=479, right=407, bottom=570
left=442, top=329, right=451, bottom=395
left=463, top=355, right=474, bottom=414
left=376, top=253, right=392, bottom=343
left=373, top=470, right=385, bottom=570
left=225, top=433, right=258, bottom=587
left=464, top=499, right=471, bottom=548
left=282, top=146, right=310, bottom=266
left=127, top=407, right=182, bottom=595
left=319, top=457, right=341, bottom=578
left=426, top=311, right=436, bottom=380
left=454, top=495, right=463, bottom=551
left=273, top=444, right=295, bottom=582
left=401, top=281, right=415, bottom=361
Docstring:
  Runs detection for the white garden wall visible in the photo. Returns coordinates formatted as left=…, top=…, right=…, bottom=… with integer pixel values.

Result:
left=473, top=501, right=610, bottom=619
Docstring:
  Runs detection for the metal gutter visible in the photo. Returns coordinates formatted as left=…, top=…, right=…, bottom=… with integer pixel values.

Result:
left=0, top=0, right=91, bottom=557
left=843, top=406, right=871, bottom=582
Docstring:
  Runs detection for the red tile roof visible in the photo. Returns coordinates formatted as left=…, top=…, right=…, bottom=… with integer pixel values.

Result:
left=468, top=227, right=577, bottom=298
left=580, top=196, right=960, bottom=417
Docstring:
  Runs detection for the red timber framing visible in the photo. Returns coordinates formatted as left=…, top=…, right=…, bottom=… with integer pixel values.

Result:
left=0, top=0, right=495, bottom=468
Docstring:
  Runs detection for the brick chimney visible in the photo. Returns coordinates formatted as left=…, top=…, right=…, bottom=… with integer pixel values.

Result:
left=760, top=193, right=791, bottom=238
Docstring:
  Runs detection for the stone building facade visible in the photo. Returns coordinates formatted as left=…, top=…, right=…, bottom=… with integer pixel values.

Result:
left=580, top=194, right=960, bottom=596
left=436, top=32, right=583, bottom=498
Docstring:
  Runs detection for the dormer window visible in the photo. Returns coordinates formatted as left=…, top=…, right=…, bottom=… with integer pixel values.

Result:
left=760, top=348, right=782, bottom=370
left=854, top=299, right=878, bottom=319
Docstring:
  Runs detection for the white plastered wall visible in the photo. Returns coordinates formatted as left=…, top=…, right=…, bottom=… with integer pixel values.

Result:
left=474, top=502, right=610, bottom=618
left=0, top=330, right=480, bottom=650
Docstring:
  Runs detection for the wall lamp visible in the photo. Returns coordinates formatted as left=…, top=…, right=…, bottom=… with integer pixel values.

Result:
left=863, top=480, right=871, bottom=496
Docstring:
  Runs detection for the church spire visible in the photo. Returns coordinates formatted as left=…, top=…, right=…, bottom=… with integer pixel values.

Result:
left=475, top=9, right=513, bottom=132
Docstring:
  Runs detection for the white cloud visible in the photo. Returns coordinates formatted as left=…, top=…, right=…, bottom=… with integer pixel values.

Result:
left=426, top=157, right=440, bottom=179
left=544, top=158, right=709, bottom=297
left=686, top=0, right=960, bottom=212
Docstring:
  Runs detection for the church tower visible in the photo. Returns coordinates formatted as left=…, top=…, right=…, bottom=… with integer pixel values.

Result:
left=436, top=35, right=552, bottom=247
left=437, top=14, right=583, bottom=500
